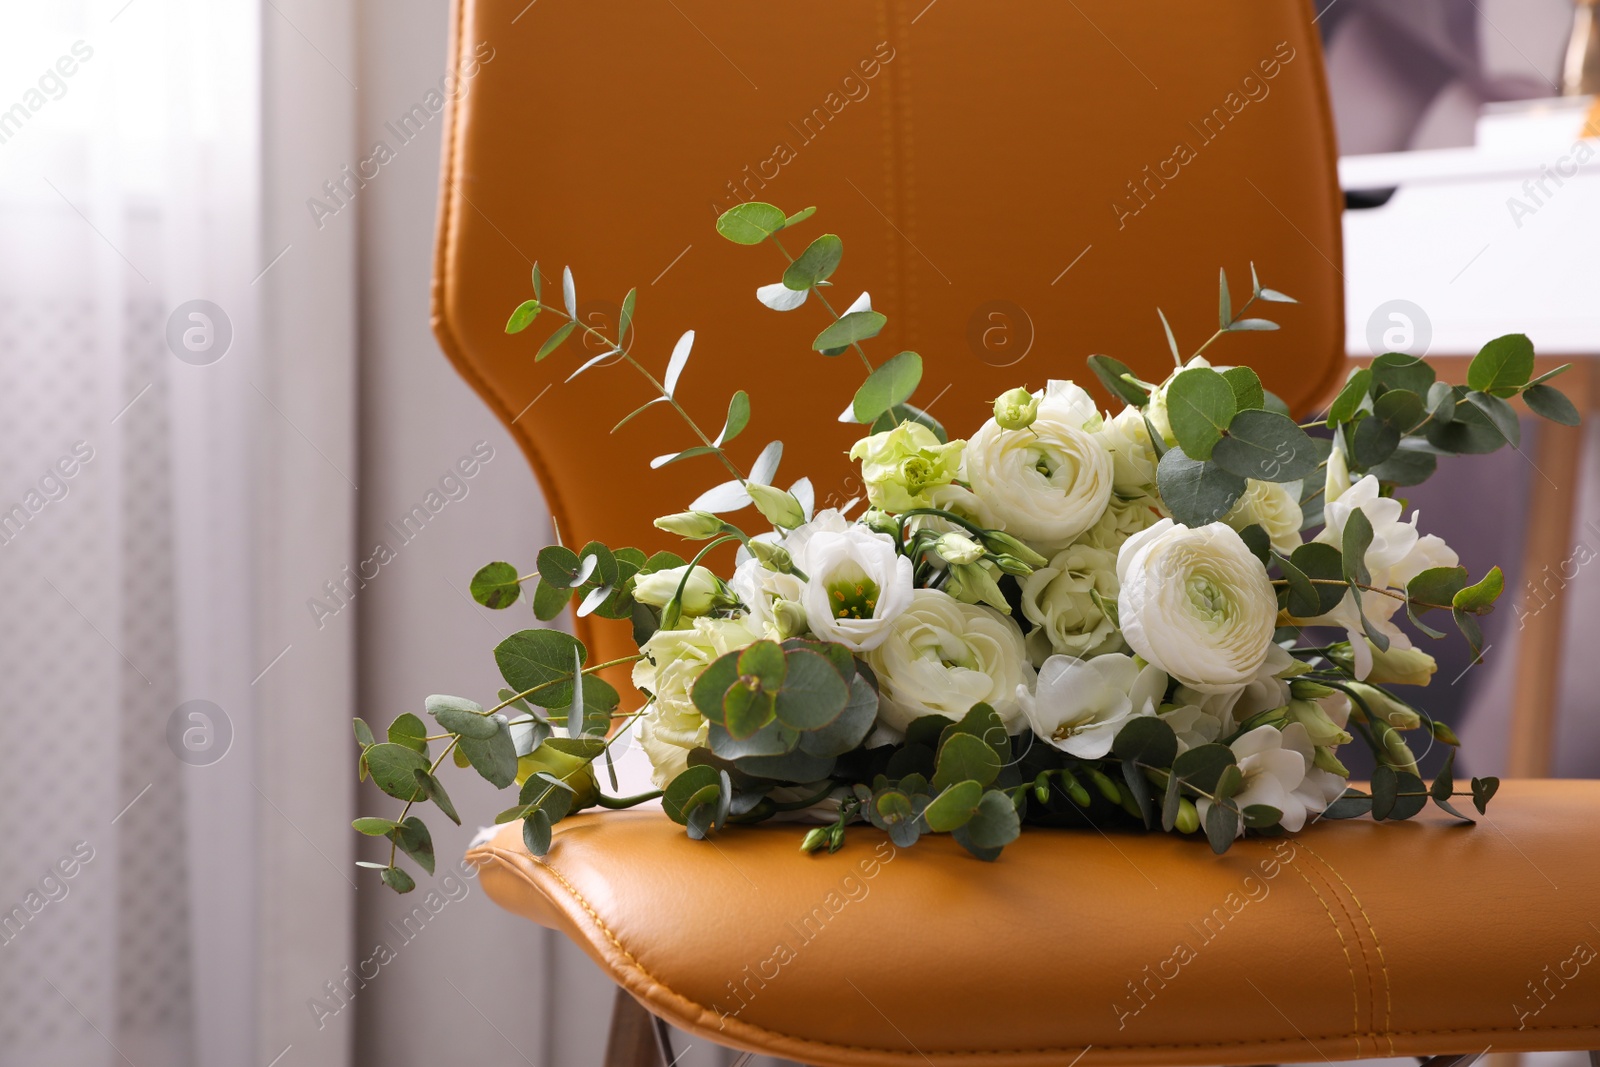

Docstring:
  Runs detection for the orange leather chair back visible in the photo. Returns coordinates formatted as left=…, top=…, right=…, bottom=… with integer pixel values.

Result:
left=433, top=0, right=1345, bottom=667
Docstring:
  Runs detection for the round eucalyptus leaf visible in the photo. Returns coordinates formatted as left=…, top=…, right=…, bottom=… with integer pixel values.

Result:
left=1211, top=409, right=1321, bottom=482
left=1156, top=446, right=1246, bottom=527
left=1165, top=367, right=1236, bottom=460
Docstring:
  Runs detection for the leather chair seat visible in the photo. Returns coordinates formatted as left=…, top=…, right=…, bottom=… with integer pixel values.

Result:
left=469, top=780, right=1600, bottom=1066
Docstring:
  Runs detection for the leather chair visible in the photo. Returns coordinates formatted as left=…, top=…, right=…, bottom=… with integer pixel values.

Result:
left=431, top=1, right=1600, bottom=1063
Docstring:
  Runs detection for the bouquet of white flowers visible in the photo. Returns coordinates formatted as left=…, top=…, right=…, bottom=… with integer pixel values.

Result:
left=350, top=203, right=1579, bottom=892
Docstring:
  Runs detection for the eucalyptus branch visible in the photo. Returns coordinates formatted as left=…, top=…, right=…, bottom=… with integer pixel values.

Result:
left=487, top=654, right=646, bottom=715
left=1271, top=576, right=1450, bottom=612
left=770, top=234, right=875, bottom=374
left=1191, top=291, right=1262, bottom=362
left=391, top=736, right=460, bottom=867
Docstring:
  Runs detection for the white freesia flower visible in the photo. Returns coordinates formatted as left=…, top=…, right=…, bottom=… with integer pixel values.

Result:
left=789, top=521, right=913, bottom=652
left=963, top=381, right=1114, bottom=550
left=1117, top=519, right=1278, bottom=692
left=730, top=557, right=807, bottom=640
left=1019, top=542, right=1125, bottom=664
left=632, top=617, right=759, bottom=788
left=1298, top=475, right=1459, bottom=678
left=1324, top=443, right=1352, bottom=504
left=866, top=589, right=1034, bottom=734
left=1019, top=653, right=1165, bottom=759
left=1174, top=643, right=1296, bottom=724
left=632, top=564, right=721, bottom=616
left=1197, top=723, right=1308, bottom=834
left=1161, top=703, right=1226, bottom=754
left=1097, top=405, right=1160, bottom=498
left=1223, top=479, right=1304, bottom=556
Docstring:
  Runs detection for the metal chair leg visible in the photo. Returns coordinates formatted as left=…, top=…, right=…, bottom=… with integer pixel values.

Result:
left=603, top=986, right=659, bottom=1067
left=1419, top=1052, right=1487, bottom=1067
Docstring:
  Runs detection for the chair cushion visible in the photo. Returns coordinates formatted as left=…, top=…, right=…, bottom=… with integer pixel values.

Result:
left=468, top=780, right=1600, bottom=1066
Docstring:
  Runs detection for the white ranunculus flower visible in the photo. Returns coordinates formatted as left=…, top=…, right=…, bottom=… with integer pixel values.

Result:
left=1079, top=494, right=1166, bottom=555
left=1117, top=519, right=1279, bottom=692
left=1223, top=479, right=1304, bottom=556
left=632, top=564, right=721, bottom=616
left=632, top=617, right=759, bottom=788
left=866, top=589, right=1034, bottom=735
left=789, top=522, right=913, bottom=652
left=1297, top=475, right=1459, bottom=678
left=1019, top=653, right=1166, bottom=759
left=730, top=557, right=807, bottom=640
left=963, top=382, right=1114, bottom=551
left=1019, top=542, right=1125, bottom=665
left=1097, top=405, right=1160, bottom=498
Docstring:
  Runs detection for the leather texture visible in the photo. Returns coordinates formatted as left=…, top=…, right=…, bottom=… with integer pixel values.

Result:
left=469, top=780, right=1600, bottom=1066
left=432, top=0, right=1348, bottom=691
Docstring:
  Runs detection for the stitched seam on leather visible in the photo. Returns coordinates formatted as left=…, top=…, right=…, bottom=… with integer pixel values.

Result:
left=1288, top=858, right=1363, bottom=1054
left=1299, top=850, right=1380, bottom=1045
left=472, top=841, right=1600, bottom=1059
left=1303, top=843, right=1394, bottom=1053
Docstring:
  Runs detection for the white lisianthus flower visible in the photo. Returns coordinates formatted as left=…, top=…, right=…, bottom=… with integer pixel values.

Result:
left=848, top=422, right=965, bottom=513
left=1297, top=475, right=1459, bottom=678
left=1223, top=479, right=1304, bottom=556
left=866, top=589, right=1034, bottom=734
left=1019, top=542, right=1125, bottom=664
left=1019, top=653, right=1166, bottom=759
left=632, top=617, right=759, bottom=788
left=1096, top=405, right=1160, bottom=498
left=1117, top=519, right=1279, bottom=692
left=632, top=564, right=722, bottom=616
left=789, top=523, right=913, bottom=652
left=730, top=557, right=808, bottom=640
left=963, top=381, right=1114, bottom=550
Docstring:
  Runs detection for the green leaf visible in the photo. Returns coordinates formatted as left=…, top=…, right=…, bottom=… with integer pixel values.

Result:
left=1370, top=352, right=1436, bottom=397
left=1523, top=383, right=1579, bottom=426
left=426, top=695, right=499, bottom=740
left=1407, top=566, right=1468, bottom=615
left=1204, top=802, right=1239, bottom=854
left=1426, top=381, right=1456, bottom=425
left=1372, top=387, right=1426, bottom=434
left=1467, top=333, right=1535, bottom=397
left=391, top=816, right=435, bottom=875
left=922, top=780, right=983, bottom=832
left=1111, top=715, right=1178, bottom=769
left=470, top=561, right=523, bottom=609
left=381, top=866, right=416, bottom=893
left=663, top=765, right=722, bottom=826
left=352, top=717, right=375, bottom=748
left=1220, top=366, right=1265, bottom=411
left=1088, top=354, right=1149, bottom=407
left=783, top=233, right=843, bottom=290
left=530, top=262, right=543, bottom=302
left=1430, top=750, right=1456, bottom=803
left=722, top=681, right=777, bottom=740
left=1276, top=551, right=1320, bottom=618
left=716, top=202, right=787, bottom=245
left=850, top=351, right=922, bottom=424
left=1171, top=743, right=1236, bottom=795
left=738, top=640, right=787, bottom=689
left=1368, top=446, right=1437, bottom=487
left=1452, top=566, right=1503, bottom=614
left=1288, top=542, right=1346, bottom=615
left=1341, top=508, right=1373, bottom=587
left=1326, top=368, right=1372, bottom=427
left=1157, top=308, right=1182, bottom=366
left=797, top=672, right=879, bottom=758
left=535, top=321, right=576, bottom=362
left=364, top=743, right=429, bottom=801
left=1426, top=389, right=1508, bottom=455
left=494, top=629, right=586, bottom=707
left=1321, top=789, right=1373, bottom=819
left=1156, top=446, right=1246, bottom=527
left=690, top=649, right=742, bottom=725
left=617, top=287, right=637, bottom=343
left=1211, top=409, right=1321, bottom=482
left=870, top=402, right=946, bottom=442
left=717, top=391, right=751, bottom=445
left=522, top=810, right=553, bottom=856
left=955, top=790, right=1021, bottom=856
left=532, top=578, right=570, bottom=621
left=1471, top=776, right=1500, bottom=815
left=505, top=299, right=540, bottom=334
left=1351, top=414, right=1400, bottom=469
left=784, top=206, right=817, bottom=228
left=387, top=714, right=428, bottom=756
left=352, top=817, right=398, bottom=835
left=931, top=732, right=1002, bottom=792
left=772, top=649, right=851, bottom=731
left=457, top=720, right=519, bottom=789
left=1227, top=318, right=1279, bottom=332
left=1166, top=367, right=1237, bottom=460
left=1218, top=267, right=1232, bottom=328
left=813, top=311, right=886, bottom=353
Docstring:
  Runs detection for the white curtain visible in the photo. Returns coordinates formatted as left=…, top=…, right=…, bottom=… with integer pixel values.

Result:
left=0, top=2, right=358, bottom=1065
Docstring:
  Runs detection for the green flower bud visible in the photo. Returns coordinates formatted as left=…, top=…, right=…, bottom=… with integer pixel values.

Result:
left=1060, top=770, right=1091, bottom=807
left=992, top=387, right=1040, bottom=431
left=1429, top=719, right=1460, bottom=747
left=1346, top=682, right=1422, bottom=730
left=1175, top=798, right=1200, bottom=834
left=747, top=540, right=796, bottom=574
left=979, top=530, right=1048, bottom=570
left=859, top=508, right=900, bottom=538
left=933, top=531, right=985, bottom=565
left=800, top=827, right=830, bottom=853
left=1290, top=679, right=1337, bottom=701
left=1372, top=718, right=1420, bottom=776
left=827, top=823, right=846, bottom=853
left=1285, top=699, right=1353, bottom=748
left=990, top=554, right=1034, bottom=577
left=1313, top=746, right=1350, bottom=776
left=653, top=510, right=727, bottom=539
left=1329, top=640, right=1438, bottom=687
left=747, top=482, right=806, bottom=530
left=945, top=560, right=1011, bottom=614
